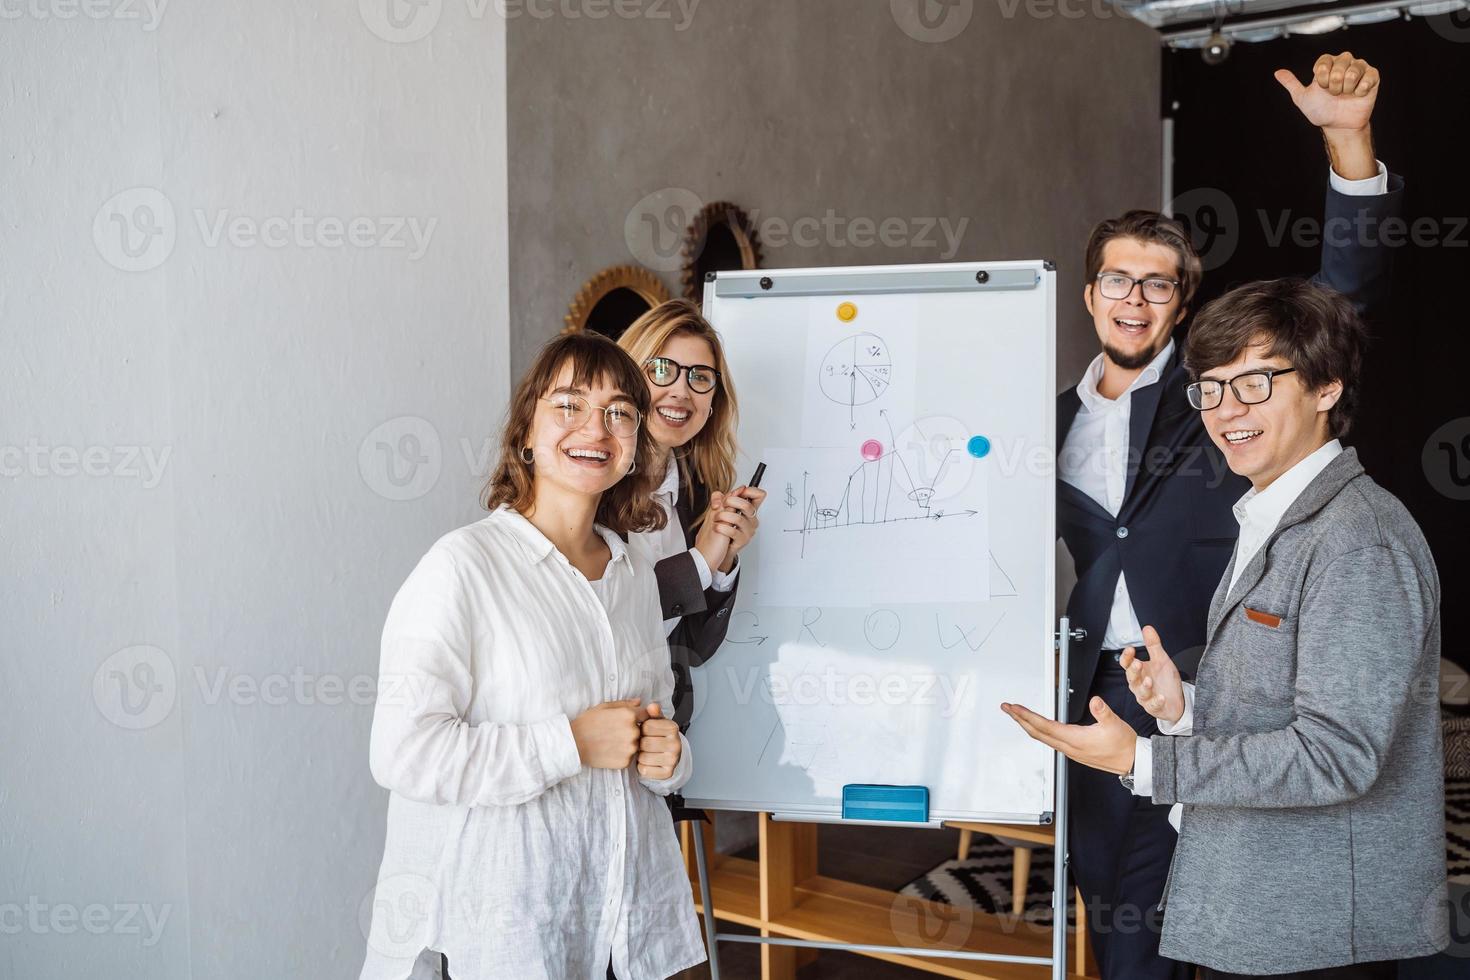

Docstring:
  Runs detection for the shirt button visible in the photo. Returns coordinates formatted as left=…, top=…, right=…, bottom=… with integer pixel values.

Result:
left=671, top=603, right=684, bottom=615
left=1116, top=526, right=1129, bottom=539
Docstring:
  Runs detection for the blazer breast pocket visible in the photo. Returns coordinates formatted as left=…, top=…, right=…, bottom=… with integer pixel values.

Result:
left=1243, top=606, right=1285, bottom=629
left=1204, top=607, right=1295, bottom=710
left=1230, top=607, right=1296, bottom=708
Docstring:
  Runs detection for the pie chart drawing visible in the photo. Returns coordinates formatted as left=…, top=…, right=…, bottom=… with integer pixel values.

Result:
left=819, top=333, right=894, bottom=419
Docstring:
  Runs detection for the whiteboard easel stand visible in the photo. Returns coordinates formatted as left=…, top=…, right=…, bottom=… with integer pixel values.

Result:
left=689, top=618, right=1083, bottom=980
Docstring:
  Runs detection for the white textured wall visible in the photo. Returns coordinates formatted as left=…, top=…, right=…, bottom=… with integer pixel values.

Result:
left=1, top=4, right=510, bottom=977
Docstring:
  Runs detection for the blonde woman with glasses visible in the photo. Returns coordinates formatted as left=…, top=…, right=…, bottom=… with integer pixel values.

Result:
left=618, top=299, right=766, bottom=732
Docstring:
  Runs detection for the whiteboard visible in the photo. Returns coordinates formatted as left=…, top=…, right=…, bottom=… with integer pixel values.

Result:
left=681, top=261, right=1058, bottom=824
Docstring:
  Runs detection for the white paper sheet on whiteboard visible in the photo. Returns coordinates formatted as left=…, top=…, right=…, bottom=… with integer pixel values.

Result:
left=801, top=297, right=918, bottom=447
left=757, top=446, right=989, bottom=607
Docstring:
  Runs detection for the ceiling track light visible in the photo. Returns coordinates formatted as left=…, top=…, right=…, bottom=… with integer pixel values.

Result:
left=1154, top=0, right=1470, bottom=52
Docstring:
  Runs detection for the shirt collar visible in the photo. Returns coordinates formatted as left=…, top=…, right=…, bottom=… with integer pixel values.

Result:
left=493, top=504, right=633, bottom=574
left=1232, top=439, right=1344, bottom=534
left=655, top=453, right=680, bottom=502
left=1075, top=339, right=1175, bottom=414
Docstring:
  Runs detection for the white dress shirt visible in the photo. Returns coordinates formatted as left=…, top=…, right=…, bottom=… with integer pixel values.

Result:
left=632, top=455, right=738, bottom=636
left=1132, top=440, right=1346, bottom=830
left=1060, top=340, right=1176, bottom=649
left=361, top=506, right=704, bottom=980
left=1061, top=163, right=1388, bottom=654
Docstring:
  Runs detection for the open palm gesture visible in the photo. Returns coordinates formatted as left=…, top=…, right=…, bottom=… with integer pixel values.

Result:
left=1119, top=626, right=1186, bottom=727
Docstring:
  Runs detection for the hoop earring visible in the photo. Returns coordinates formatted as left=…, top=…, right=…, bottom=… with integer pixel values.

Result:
left=627, top=459, right=637, bottom=475
left=520, top=447, right=534, bottom=464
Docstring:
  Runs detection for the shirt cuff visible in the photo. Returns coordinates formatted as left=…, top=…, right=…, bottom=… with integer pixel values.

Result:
left=1157, top=682, right=1195, bottom=736
left=1329, top=160, right=1388, bottom=197
left=638, top=731, right=693, bottom=796
left=710, top=557, right=739, bottom=593
left=687, top=547, right=715, bottom=592
left=1131, top=736, right=1154, bottom=797
left=539, top=714, right=586, bottom=787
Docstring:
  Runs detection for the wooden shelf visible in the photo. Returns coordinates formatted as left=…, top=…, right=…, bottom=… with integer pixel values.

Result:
left=688, top=830, right=1087, bottom=980
left=945, top=820, right=1057, bottom=847
left=689, top=854, right=764, bottom=929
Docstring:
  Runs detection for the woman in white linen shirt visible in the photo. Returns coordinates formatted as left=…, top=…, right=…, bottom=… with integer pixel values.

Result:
left=618, top=300, right=767, bottom=731
left=359, top=333, right=706, bottom=980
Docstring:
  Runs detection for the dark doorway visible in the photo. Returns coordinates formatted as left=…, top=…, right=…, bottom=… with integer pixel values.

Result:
left=1168, top=18, right=1469, bottom=670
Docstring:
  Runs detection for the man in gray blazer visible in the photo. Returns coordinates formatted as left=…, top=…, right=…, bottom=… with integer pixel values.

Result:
left=1005, top=277, right=1449, bottom=978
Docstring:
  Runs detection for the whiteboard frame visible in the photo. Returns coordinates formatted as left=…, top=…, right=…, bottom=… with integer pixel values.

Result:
left=683, top=260, right=1059, bottom=825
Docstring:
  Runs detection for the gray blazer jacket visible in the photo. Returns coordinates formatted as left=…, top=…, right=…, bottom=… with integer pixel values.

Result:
left=1150, top=448, right=1449, bottom=973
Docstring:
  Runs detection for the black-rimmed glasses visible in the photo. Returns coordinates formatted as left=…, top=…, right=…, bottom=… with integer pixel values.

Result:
left=1186, top=368, right=1297, bottom=411
left=1095, top=273, right=1180, bottom=305
left=539, top=394, right=641, bottom=437
left=644, top=357, right=720, bottom=394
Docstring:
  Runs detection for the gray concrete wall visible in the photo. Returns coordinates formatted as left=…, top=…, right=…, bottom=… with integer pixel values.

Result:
left=507, top=0, right=1164, bottom=389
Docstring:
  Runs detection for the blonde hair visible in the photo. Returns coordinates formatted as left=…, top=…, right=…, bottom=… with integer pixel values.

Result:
left=618, top=299, right=739, bottom=526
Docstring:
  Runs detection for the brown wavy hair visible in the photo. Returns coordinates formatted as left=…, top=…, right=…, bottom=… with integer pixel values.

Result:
left=618, top=299, right=740, bottom=526
left=482, top=332, right=666, bottom=535
left=1184, top=278, right=1365, bottom=438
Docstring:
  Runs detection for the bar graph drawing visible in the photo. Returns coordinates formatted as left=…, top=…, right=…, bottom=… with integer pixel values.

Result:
left=785, top=448, right=976, bottom=557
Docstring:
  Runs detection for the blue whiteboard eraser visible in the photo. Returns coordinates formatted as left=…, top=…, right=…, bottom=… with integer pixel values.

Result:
left=842, top=784, right=929, bottom=823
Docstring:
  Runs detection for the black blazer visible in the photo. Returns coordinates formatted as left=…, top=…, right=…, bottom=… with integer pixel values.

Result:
left=1058, top=177, right=1404, bottom=722
left=654, top=472, right=740, bottom=732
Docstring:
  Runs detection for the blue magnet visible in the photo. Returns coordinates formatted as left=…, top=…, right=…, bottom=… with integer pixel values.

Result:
left=967, top=435, right=991, bottom=459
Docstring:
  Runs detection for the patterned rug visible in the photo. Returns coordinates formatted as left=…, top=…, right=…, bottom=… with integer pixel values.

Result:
left=900, top=777, right=1469, bottom=925
left=899, top=835, right=1076, bottom=927
left=1447, top=776, right=1470, bottom=885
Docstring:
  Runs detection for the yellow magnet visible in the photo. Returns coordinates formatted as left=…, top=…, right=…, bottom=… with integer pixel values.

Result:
left=836, top=301, right=858, bottom=322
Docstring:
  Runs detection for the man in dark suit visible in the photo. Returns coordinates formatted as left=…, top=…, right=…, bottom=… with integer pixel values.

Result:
left=1055, top=52, right=1403, bottom=980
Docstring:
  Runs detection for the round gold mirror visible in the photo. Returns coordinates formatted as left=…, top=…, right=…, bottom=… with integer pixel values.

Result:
left=564, top=265, right=672, bottom=342
left=681, top=201, right=763, bottom=300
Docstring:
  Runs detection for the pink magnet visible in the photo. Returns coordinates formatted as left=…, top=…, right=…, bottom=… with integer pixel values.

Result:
left=860, top=439, right=883, bottom=461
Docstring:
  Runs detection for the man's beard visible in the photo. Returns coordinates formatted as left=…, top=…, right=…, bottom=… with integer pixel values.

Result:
left=1103, top=338, right=1163, bottom=371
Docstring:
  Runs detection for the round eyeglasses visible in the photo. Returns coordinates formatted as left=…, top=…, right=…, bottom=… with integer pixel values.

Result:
left=539, top=394, right=641, bottom=438
left=1186, top=368, right=1297, bottom=411
left=1095, top=273, right=1180, bottom=305
left=644, top=357, right=720, bottom=394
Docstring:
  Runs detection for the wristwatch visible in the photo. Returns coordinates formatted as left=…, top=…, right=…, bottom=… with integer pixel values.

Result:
left=1118, top=761, right=1136, bottom=792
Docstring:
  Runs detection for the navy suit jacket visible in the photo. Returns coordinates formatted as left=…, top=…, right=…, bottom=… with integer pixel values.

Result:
left=1058, top=176, right=1404, bottom=722
left=654, top=474, right=740, bottom=732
